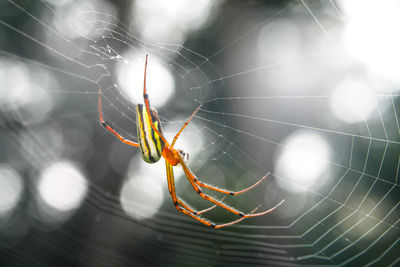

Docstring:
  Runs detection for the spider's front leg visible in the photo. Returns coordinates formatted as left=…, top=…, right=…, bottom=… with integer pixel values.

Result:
left=141, top=54, right=201, bottom=149
left=141, top=55, right=170, bottom=147
left=98, top=89, right=139, bottom=147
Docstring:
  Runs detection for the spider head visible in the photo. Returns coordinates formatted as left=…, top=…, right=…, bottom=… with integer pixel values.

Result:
left=178, top=149, right=189, bottom=163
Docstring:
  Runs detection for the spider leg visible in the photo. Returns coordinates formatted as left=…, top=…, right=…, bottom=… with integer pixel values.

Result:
left=98, top=89, right=139, bottom=147
left=196, top=173, right=269, bottom=196
left=196, top=196, right=227, bottom=215
left=178, top=155, right=285, bottom=218
left=171, top=105, right=202, bottom=148
left=166, top=161, right=220, bottom=215
left=166, top=161, right=215, bottom=215
left=214, top=206, right=260, bottom=229
left=178, top=198, right=224, bottom=215
left=165, top=161, right=215, bottom=226
left=142, top=55, right=170, bottom=146
left=166, top=161, right=280, bottom=228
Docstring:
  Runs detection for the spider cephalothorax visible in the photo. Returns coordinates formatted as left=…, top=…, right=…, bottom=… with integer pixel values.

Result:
left=98, top=55, right=284, bottom=228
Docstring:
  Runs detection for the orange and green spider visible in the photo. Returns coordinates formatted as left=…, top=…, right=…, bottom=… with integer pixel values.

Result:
left=98, top=54, right=284, bottom=228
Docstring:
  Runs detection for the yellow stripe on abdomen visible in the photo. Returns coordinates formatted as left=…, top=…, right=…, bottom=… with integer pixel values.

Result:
left=136, top=104, right=164, bottom=163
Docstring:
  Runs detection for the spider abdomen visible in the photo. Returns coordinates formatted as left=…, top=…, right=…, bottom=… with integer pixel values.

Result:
left=136, top=104, right=165, bottom=163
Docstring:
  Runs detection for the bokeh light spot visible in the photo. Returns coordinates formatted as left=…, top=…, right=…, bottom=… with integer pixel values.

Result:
left=117, top=52, right=175, bottom=108
left=343, top=0, right=400, bottom=84
left=120, top=175, right=164, bottom=220
left=330, top=80, right=375, bottom=123
left=257, top=20, right=301, bottom=60
left=132, top=0, right=220, bottom=44
left=52, top=0, right=116, bottom=40
left=276, top=131, right=330, bottom=192
left=37, top=161, right=88, bottom=212
left=0, top=57, right=58, bottom=123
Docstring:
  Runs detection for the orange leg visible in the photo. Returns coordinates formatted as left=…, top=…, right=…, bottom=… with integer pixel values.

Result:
left=178, top=198, right=221, bottom=215
left=214, top=206, right=260, bottom=229
left=171, top=105, right=202, bottom=148
left=166, top=161, right=219, bottom=215
left=142, top=54, right=200, bottom=149
left=142, top=54, right=170, bottom=146
left=98, top=88, right=139, bottom=147
left=165, top=161, right=213, bottom=226
left=196, top=173, right=269, bottom=196
left=165, top=161, right=272, bottom=228
left=178, top=155, right=285, bottom=218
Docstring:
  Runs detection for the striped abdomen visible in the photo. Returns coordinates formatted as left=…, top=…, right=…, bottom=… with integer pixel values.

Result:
left=136, top=104, right=165, bottom=163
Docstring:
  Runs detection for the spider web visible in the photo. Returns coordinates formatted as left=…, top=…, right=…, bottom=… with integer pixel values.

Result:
left=0, top=0, right=399, bottom=266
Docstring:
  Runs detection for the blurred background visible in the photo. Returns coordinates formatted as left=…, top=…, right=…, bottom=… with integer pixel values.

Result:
left=0, top=0, right=399, bottom=266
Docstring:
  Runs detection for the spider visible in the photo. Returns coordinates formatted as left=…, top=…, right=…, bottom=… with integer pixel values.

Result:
left=98, top=55, right=284, bottom=228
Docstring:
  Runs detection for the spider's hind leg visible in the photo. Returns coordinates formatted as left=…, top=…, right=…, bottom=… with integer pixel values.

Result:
left=178, top=196, right=226, bottom=215
left=166, top=161, right=283, bottom=228
left=178, top=156, right=285, bottom=219
left=213, top=206, right=260, bottom=229
left=166, top=161, right=216, bottom=226
left=195, top=173, right=269, bottom=196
